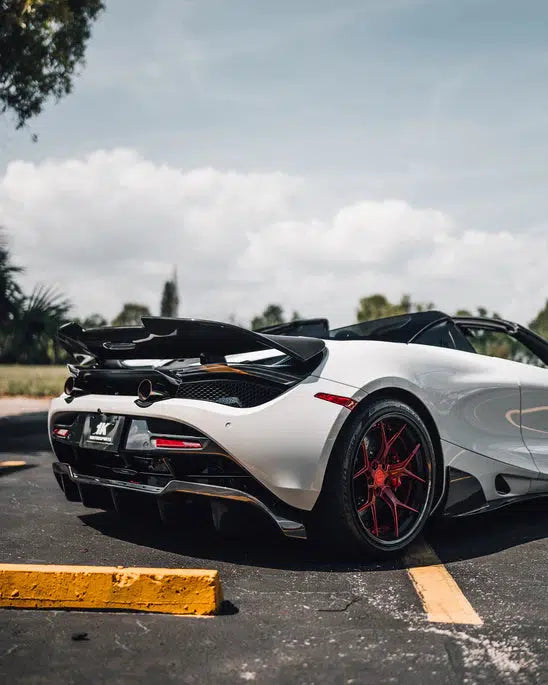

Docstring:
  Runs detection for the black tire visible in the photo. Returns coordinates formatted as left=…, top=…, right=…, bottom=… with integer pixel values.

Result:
left=308, top=398, right=437, bottom=558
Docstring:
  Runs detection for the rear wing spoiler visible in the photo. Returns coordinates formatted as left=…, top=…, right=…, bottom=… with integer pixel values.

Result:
left=58, top=317, right=325, bottom=364
left=254, top=318, right=330, bottom=338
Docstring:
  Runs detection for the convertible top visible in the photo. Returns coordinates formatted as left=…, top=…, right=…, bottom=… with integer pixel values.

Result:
left=256, top=310, right=449, bottom=343
left=257, top=311, right=548, bottom=363
left=329, top=310, right=448, bottom=343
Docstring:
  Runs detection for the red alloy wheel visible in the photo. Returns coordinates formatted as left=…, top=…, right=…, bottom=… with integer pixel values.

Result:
left=351, top=416, right=431, bottom=542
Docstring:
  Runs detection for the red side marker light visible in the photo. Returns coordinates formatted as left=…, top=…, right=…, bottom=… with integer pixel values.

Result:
left=53, top=427, right=69, bottom=438
left=315, top=392, right=358, bottom=410
left=154, top=438, right=202, bottom=449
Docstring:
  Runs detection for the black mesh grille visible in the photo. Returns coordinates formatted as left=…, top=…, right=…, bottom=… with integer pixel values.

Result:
left=175, top=380, right=282, bottom=407
left=72, top=370, right=288, bottom=407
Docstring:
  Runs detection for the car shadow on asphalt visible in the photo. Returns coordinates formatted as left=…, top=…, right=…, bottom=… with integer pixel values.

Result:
left=427, top=498, right=548, bottom=565
left=79, top=509, right=396, bottom=572
left=0, top=416, right=51, bottom=456
left=79, top=497, right=548, bottom=572
left=0, top=411, right=48, bottom=436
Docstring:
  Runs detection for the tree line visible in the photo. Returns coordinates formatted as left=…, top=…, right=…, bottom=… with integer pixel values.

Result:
left=0, top=229, right=546, bottom=364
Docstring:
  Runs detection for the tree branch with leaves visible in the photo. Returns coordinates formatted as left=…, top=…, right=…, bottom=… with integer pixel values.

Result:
left=0, top=0, right=104, bottom=129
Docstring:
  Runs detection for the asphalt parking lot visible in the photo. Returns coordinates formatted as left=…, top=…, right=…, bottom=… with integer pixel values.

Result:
left=1, top=409, right=546, bottom=684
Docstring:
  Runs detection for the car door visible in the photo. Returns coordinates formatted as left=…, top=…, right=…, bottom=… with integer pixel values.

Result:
left=414, top=320, right=535, bottom=472
left=517, top=364, right=548, bottom=475
left=455, top=318, right=548, bottom=475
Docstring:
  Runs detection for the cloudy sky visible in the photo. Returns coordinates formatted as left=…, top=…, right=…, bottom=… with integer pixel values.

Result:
left=1, top=0, right=546, bottom=326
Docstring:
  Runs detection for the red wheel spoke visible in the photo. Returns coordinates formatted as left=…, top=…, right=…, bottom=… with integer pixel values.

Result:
left=357, top=487, right=380, bottom=536
left=387, top=443, right=421, bottom=476
left=371, top=499, right=379, bottom=536
left=359, top=496, right=379, bottom=535
left=353, top=465, right=367, bottom=479
left=354, top=440, right=369, bottom=478
left=380, top=487, right=419, bottom=538
left=361, top=440, right=370, bottom=470
left=381, top=423, right=406, bottom=460
left=399, top=443, right=421, bottom=470
left=378, top=421, right=388, bottom=460
left=357, top=498, right=372, bottom=514
left=401, top=467, right=425, bottom=483
left=380, top=488, right=399, bottom=538
left=354, top=441, right=371, bottom=479
left=382, top=487, right=419, bottom=514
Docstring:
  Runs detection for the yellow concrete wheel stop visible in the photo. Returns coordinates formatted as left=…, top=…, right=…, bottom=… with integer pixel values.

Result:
left=0, top=564, right=222, bottom=616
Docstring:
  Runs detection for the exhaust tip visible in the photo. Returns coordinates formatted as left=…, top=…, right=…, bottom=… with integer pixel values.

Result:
left=64, top=377, right=75, bottom=396
left=137, top=379, right=153, bottom=402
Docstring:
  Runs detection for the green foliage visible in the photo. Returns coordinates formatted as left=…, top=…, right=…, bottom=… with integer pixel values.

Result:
left=0, top=227, right=23, bottom=325
left=251, top=303, right=285, bottom=330
left=465, top=328, right=541, bottom=365
left=1, top=284, right=71, bottom=363
left=1, top=228, right=71, bottom=363
left=81, top=312, right=107, bottom=328
left=111, top=302, right=152, bottom=327
left=529, top=299, right=548, bottom=340
left=453, top=306, right=514, bottom=360
left=354, top=296, right=544, bottom=363
left=356, top=294, right=435, bottom=322
left=356, top=294, right=407, bottom=322
left=0, top=0, right=104, bottom=129
left=160, top=271, right=179, bottom=317
left=250, top=306, right=303, bottom=330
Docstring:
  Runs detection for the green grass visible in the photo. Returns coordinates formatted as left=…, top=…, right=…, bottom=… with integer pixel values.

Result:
left=0, top=365, right=68, bottom=397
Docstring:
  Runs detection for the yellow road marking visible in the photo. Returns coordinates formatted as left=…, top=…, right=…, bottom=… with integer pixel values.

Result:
left=0, top=460, right=27, bottom=467
left=0, top=564, right=222, bottom=616
left=404, top=541, right=483, bottom=625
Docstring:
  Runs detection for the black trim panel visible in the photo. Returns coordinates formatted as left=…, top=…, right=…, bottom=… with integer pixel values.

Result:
left=443, top=467, right=487, bottom=516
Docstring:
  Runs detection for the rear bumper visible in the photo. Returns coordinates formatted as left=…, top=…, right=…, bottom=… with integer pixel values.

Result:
left=53, top=461, right=306, bottom=539
left=49, top=377, right=362, bottom=510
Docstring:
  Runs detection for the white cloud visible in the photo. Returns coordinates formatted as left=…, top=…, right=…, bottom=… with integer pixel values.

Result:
left=0, top=148, right=545, bottom=327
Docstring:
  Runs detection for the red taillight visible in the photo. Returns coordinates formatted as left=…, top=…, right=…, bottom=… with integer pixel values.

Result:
left=154, top=438, right=202, bottom=449
left=314, top=392, right=358, bottom=410
left=53, top=427, right=69, bottom=438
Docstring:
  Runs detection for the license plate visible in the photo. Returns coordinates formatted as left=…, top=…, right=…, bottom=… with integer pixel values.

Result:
left=82, top=414, right=124, bottom=451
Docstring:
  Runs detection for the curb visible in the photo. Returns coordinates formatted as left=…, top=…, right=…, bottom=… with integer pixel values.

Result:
left=0, top=564, right=222, bottom=616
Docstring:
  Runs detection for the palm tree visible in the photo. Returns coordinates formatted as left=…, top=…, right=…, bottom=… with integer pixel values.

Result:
left=0, top=227, right=23, bottom=327
left=1, top=284, right=71, bottom=363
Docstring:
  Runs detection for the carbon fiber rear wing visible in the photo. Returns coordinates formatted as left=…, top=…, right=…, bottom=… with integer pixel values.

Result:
left=58, top=317, right=325, bottom=364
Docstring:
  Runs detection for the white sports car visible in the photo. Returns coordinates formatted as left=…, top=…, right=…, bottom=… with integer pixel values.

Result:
left=50, top=311, right=548, bottom=556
